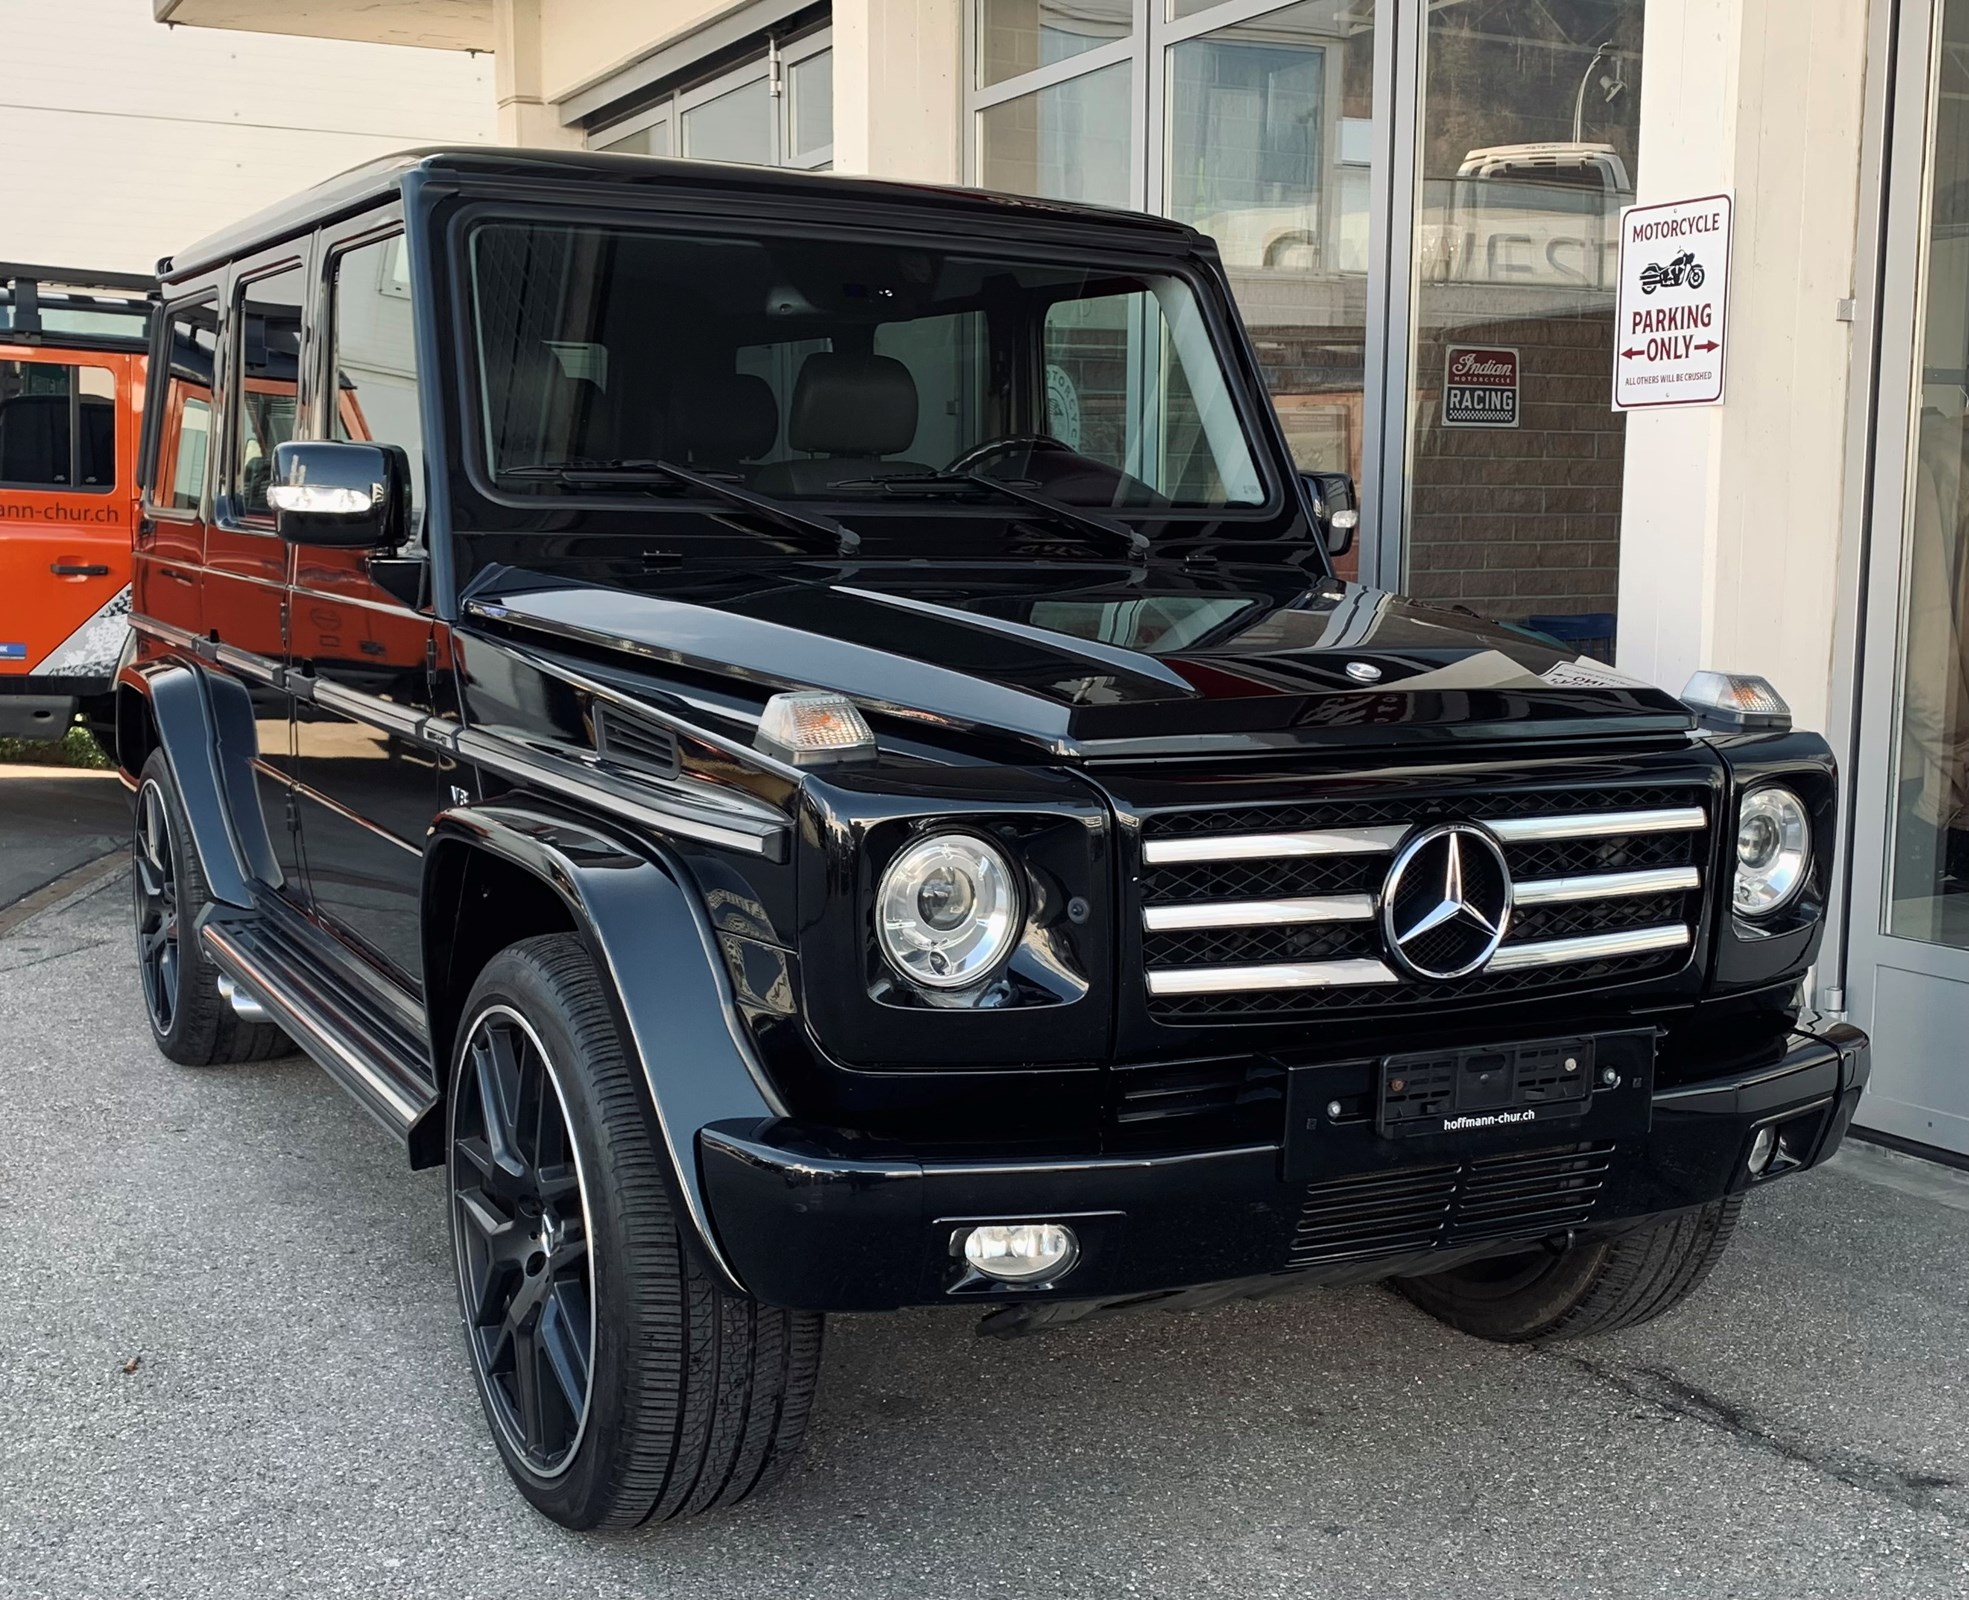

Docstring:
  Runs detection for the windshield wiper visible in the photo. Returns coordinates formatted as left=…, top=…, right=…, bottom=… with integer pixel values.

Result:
left=833, top=471, right=1150, bottom=558
left=500, top=459, right=860, bottom=557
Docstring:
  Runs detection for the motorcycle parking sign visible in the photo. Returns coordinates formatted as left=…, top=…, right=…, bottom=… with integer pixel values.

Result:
left=1613, top=193, right=1732, bottom=409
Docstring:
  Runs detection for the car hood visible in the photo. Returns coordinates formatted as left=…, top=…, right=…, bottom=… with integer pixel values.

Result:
left=463, top=560, right=1693, bottom=758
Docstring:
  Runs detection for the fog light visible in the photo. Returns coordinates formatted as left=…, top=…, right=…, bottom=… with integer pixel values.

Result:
left=960, top=1223, right=1078, bottom=1283
left=1748, top=1125, right=1777, bottom=1174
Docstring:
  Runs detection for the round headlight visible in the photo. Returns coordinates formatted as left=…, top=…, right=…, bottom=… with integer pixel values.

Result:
left=1734, top=786, right=1812, bottom=916
left=877, top=833, right=1022, bottom=989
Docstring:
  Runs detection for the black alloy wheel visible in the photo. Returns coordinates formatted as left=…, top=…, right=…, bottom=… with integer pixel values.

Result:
left=451, top=1003, right=597, bottom=1480
left=133, top=776, right=182, bottom=1036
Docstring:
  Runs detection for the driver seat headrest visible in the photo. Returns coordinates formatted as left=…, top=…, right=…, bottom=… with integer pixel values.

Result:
left=786, top=352, right=918, bottom=457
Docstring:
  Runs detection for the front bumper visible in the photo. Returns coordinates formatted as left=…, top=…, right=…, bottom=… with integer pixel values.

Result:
left=698, top=1018, right=1869, bottom=1312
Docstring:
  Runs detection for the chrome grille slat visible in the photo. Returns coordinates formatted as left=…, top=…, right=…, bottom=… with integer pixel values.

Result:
left=1145, top=958, right=1399, bottom=996
left=1143, top=894, right=1374, bottom=932
left=1485, top=924, right=1690, bottom=972
left=1142, top=825, right=1408, bottom=866
left=1511, top=866, right=1701, bottom=906
left=1481, top=806, right=1707, bottom=843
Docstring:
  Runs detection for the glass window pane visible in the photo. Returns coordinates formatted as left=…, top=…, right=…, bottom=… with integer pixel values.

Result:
left=1403, top=0, right=1642, bottom=657
left=597, top=116, right=672, bottom=157
left=978, top=61, right=1133, bottom=207
left=157, top=304, right=217, bottom=513
left=681, top=75, right=774, bottom=165
left=333, top=236, right=425, bottom=535
left=0, top=360, right=75, bottom=488
left=1166, top=0, right=1373, bottom=564
left=648, top=117, right=672, bottom=158
left=1887, top=0, right=1969, bottom=945
left=232, top=267, right=306, bottom=519
left=76, top=366, right=115, bottom=488
left=978, top=0, right=1132, bottom=88
left=788, top=49, right=833, bottom=160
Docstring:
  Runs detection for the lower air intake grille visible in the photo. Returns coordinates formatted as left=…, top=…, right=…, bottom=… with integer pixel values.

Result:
left=1289, top=1143, right=1614, bottom=1267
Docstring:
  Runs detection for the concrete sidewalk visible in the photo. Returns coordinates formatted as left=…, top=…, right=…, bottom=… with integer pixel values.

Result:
left=0, top=763, right=127, bottom=913
left=1, top=878, right=1965, bottom=1600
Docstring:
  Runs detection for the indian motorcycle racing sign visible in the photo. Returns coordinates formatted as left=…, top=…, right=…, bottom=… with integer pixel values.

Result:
left=1442, top=346, right=1520, bottom=428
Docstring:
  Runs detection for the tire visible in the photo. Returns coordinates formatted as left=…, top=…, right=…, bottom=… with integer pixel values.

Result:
left=1687, top=263, right=1706, bottom=289
left=1392, top=1198, right=1744, bottom=1343
left=132, top=750, right=291, bottom=1067
left=447, top=933, right=823, bottom=1529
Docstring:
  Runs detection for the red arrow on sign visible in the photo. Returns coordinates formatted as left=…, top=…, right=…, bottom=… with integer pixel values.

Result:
left=1620, top=347, right=1645, bottom=359
left=1694, top=340, right=1719, bottom=352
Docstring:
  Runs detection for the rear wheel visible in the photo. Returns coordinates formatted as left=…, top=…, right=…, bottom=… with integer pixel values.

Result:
left=132, top=750, right=289, bottom=1066
left=1393, top=1198, right=1743, bottom=1343
left=448, top=934, right=823, bottom=1528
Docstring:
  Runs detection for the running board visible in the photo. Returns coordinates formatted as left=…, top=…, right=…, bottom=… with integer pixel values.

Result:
left=200, top=913, right=443, bottom=1166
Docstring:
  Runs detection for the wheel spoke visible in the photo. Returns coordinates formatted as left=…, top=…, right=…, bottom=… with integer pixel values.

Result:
left=510, top=1321, right=548, bottom=1459
left=535, top=1162, right=579, bottom=1207
left=538, top=1287, right=590, bottom=1416
left=474, top=1031, right=527, bottom=1180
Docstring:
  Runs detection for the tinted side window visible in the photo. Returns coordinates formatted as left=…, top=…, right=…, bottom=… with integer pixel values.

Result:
left=331, top=235, right=423, bottom=533
left=230, top=266, right=306, bottom=521
left=152, top=303, right=218, bottom=514
left=0, top=359, right=116, bottom=492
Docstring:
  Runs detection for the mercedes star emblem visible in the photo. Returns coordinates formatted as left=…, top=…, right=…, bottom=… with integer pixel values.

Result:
left=1379, top=823, right=1513, bottom=980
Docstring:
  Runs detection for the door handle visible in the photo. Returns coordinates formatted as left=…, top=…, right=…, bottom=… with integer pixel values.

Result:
left=49, top=563, right=112, bottom=577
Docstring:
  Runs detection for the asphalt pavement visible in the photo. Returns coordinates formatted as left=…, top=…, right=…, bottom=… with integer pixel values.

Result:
left=2, top=875, right=1966, bottom=1600
left=0, top=763, right=127, bottom=921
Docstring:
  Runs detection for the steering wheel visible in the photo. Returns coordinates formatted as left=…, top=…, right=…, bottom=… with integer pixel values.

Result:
left=944, top=434, right=1076, bottom=476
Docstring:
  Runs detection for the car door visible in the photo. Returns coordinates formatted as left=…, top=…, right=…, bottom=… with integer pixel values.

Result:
left=0, top=347, right=134, bottom=686
left=136, top=295, right=219, bottom=648
left=286, top=216, right=442, bottom=988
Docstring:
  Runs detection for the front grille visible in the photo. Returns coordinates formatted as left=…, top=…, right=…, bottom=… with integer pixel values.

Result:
left=1139, top=783, right=1709, bottom=1022
left=1289, top=1143, right=1614, bottom=1266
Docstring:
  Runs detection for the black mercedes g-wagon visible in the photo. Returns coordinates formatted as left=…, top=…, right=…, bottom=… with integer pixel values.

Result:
left=117, top=149, right=1867, bottom=1530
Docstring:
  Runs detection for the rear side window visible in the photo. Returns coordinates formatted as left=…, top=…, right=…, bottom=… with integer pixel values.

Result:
left=0, top=359, right=115, bottom=492
left=149, top=302, right=218, bottom=515
left=230, top=266, right=306, bottom=522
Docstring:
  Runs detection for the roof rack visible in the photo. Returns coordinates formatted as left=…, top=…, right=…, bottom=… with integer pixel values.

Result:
left=1, top=262, right=154, bottom=349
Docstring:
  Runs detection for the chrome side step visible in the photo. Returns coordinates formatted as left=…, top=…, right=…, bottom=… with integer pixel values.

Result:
left=201, top=913, right=442, bottom=1165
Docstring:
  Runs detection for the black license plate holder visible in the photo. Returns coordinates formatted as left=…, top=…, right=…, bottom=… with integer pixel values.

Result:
left=1376, top=1034, right=1649, bottom=1140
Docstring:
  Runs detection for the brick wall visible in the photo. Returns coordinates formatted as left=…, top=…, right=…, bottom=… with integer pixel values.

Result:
left=1405, top=310, right=1625, bottom=644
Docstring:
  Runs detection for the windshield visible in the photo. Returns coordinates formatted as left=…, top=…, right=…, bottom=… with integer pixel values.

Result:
left=465, top=219, right=1268, bottom=514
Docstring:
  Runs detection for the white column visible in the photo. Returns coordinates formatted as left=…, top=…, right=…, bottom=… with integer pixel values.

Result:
left=831, top=0, right=964, bottom=182
left=1615, top=0, right=1870, bottom=734
left=493, top=0, right=583, bottom=148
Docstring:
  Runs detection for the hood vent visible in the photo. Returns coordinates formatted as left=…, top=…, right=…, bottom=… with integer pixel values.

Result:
left=592, top=703, right=681, bottom=781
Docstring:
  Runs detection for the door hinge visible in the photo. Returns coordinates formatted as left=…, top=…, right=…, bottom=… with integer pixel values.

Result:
left=768, top=35, right=783, bottom=96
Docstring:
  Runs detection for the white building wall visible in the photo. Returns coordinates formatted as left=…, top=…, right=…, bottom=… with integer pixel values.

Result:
left=1, top=0, right=494, bottom=273
left=1615, top=0, right=1872, bottom=737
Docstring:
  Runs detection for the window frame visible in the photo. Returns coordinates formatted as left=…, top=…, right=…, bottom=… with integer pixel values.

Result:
left=217, top=247, right=317, bottom=537
left=321, top=214, right=425, bottom=539
left=141, top=290, right=222, bottom=523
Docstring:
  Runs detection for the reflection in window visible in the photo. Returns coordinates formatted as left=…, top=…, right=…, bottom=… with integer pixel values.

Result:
left=788, top=49, right=834, bottom=162
left=1403, top=0, right=1643, bottom=656
left=333, top=235, right=426, bottom=535
left=1889, top=0, right=1969, bottom=946
left=156, top=304, right=217, bottom=515
left=171, top=398, right=210, bottom=511
left=977, top=0, right=1132, bottom=88
left=1165, top=1, right=1374, bottom=510
left=233, top=267, right=306, bottom=519
left=978, top=59, right=1132, bottom=207
left=682, top=76, right=775, bottom=164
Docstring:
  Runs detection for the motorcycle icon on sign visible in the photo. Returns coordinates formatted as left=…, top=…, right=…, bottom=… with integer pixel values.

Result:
left=1639, top=250, right=1706, bottom=294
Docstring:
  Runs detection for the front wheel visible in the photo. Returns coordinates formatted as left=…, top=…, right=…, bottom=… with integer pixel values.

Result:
left=448, top=934, right=823, bottom=1529
left=1687, top=263, right=1707, bottom=289
left=1392, top=1198, right=1743, bottom=1343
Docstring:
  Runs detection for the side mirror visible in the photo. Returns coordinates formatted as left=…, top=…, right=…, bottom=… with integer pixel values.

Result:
left=1301, top=471, right=1359, bottom=558
left=269, top=439, right=409, bottom=548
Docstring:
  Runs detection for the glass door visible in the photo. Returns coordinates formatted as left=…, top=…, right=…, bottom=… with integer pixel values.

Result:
left=1847, top=0, right=1969, bottom=1158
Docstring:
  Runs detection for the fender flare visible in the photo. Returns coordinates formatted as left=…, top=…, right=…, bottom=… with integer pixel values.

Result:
left=124, top=662, right=277, bottom=908
left=425, top=804, right=784, bottom=1295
